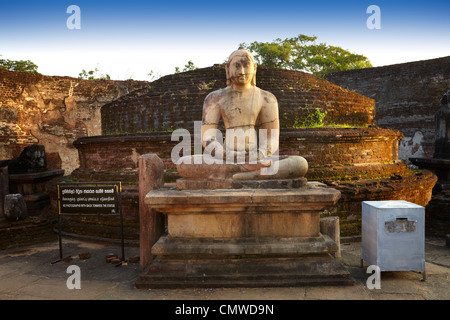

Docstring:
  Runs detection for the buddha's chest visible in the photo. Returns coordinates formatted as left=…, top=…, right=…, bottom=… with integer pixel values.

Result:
left=220, top=94, right=261, bottom=127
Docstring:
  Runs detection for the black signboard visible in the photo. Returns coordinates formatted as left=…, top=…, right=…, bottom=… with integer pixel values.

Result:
left=53, top=181, right=126, bottom=265
left=59, top=185, right=118, bottom=214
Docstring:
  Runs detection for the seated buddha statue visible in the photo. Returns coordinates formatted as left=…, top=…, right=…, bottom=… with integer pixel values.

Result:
left=176, top=46, right=308, bottom=181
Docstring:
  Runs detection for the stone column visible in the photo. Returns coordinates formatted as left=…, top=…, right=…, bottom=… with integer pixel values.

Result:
left=138, top=154, right=165, bottom=269
left=0, top=166, right=9, bottom=218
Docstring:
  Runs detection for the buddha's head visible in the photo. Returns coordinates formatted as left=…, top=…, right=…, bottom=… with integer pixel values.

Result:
left=225, top=46, right=257, bottom=87
left=441, top=90, right=450, bottom=107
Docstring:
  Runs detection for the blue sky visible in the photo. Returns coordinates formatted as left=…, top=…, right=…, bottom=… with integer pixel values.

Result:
left=1, top=0, right=449, bottom=80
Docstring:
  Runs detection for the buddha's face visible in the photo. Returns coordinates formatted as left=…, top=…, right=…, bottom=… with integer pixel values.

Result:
left=228, top=55, right=255, bottom=87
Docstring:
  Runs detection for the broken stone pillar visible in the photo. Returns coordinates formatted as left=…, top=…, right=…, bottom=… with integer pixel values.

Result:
left=138, top=154, right=165, bottom=270
left=0, top=166, right=8, bottom=218
left=4, top=193, right=28, bottom=221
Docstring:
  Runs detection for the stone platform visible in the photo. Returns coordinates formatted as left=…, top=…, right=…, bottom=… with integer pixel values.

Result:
left=176, top=177, right=308, bottom=191
left=8, top=169, right=65, bottom=216
left=135, top=182, right=354, bottom=288
left=135, top=254, right=352, bottom=289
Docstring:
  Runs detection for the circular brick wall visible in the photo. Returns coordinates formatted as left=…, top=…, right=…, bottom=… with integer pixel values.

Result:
left=101, top=65, right=375, bottom=135
left=72, top=127, right=403, bottom=184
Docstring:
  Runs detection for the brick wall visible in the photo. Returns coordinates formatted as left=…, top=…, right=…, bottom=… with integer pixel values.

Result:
left=71, top=127, right=402, bottom=186
left=326, top=56, right=450, bottom=160
left=0, top=69, right=149, bottom=174
left=101, top=65, right=375, bottom=134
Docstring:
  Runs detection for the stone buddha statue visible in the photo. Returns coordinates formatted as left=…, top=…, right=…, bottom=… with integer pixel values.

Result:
left=176, top=47, right=308, bottom=181
left=435, top=90, right=450, bottom=158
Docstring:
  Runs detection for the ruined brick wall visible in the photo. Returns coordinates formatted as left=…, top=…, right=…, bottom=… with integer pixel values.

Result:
left=326, top=56, right=450, bottom=160
left=70, top=129, right=436, bottom=238
left=71, top=127, right=403, bottom=186
left=0, top=70, right=149, bottom=174
left=101, top=65, right=375, bottom=134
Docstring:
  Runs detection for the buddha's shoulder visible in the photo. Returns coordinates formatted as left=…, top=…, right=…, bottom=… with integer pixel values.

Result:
left=204, top=88, right=226, bottom=104
left=256, top=87, right=277, bottom=103
left=204, top=88, right=227, bottom=102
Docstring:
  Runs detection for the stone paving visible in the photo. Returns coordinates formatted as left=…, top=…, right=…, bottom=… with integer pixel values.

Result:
left=0, top=237, right=449, bottom=301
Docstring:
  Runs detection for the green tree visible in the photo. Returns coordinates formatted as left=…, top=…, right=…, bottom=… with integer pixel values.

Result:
left=241, top=34, right=372, bottom=77
left=174, top=60, right=198, bottom=74
left=78, top=67, right=110, bottom=80
left=0, top=57, right=39, bottom=74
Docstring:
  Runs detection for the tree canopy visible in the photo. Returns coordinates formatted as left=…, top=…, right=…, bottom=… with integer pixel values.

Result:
left=241, top=34, right=372, bottom=77
left=0, top=58, right=39, bottom=74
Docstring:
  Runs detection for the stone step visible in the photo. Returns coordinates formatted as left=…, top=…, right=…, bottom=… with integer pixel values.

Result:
left=135, top=255, right=354, bottom=289
left=151, top=234, right=338, bottom=257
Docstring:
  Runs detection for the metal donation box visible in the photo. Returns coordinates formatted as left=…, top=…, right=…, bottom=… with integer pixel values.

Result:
left=361, top=200, right=426, bottom=279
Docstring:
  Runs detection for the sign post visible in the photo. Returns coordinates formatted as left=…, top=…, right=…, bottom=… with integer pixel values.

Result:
left=53, top=181, right=126, bottom=266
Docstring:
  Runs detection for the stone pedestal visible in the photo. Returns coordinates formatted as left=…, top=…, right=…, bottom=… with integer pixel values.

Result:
left=135, top=182, right=354, bottom=288
left=8, top=169, right=65, bottom=216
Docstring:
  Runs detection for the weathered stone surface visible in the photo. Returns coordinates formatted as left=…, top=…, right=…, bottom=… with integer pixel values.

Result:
left=151, top=234, right=338, bottom=257
left=326, top=56, right=450, bottom=160
left=138, top=154, right=165, bottom=269
left=320, top=216, right=341, bottom=259
left=136, top=177, right=354, bottom=288
left=135, top=255, right=354, bottom=289
left=0, top=69, right=149, bottom=174
left=176, top=177, right=307, bottom=190
left=145, top=184, right=340, bottom=239
left=4, top=193, right=28, bottom=221
left=169, top=211, right=320, bottom=238
left=146, top=184, right=340, bottom=208
left=8, top=169, right=65, bottom=216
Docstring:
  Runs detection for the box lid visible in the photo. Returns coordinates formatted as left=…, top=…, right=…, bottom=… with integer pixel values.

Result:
left=363, top=200, right=423, bottom=209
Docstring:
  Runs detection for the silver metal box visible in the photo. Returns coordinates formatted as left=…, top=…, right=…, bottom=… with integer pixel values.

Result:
left=361, top=200, right=425, bottom=278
